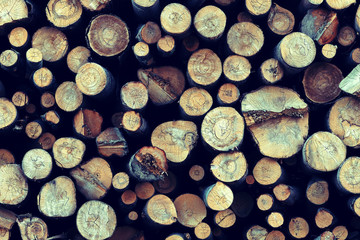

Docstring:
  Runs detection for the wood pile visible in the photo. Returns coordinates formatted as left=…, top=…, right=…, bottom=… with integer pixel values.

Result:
left=1, top=0, right=360, bottom=239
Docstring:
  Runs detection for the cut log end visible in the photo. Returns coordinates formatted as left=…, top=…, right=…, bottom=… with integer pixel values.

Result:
left=53, top=137, right=85, bottom=169
left=194, top=222, right=211, bottom=240
left=96, top=127, right=128, bottom=158
left=179, top=87, right=213, bottom=117
left=257, top=194, right=274, bottom=211
left=260, top=58, right=283, bottom=84
left=112, top=172, right=130, bottom=191
left=67, top=46, right=91, bottom=74
left=55, top=81, right=83, bottom=112
left=246, top=0, right=271, bottom=16
left=145, top=194, right=177, bottom=226
left=46, top=0, right=82, bottom=28
left=194, top=5, right=226, bottom=41
left=315, top=208, right=334, bottom=229
left=121, top=81, right=148, bottom=110
left=0, top=164, right=28, bottom=206
left=306, top=180, right=329, bottom=205
left=17, top=216, right=48, bottom=240
left=267, top=4, right=295, bottom=35
left=253, top=157, right=281, bottom=185
left=214, top=209, right=236, bottom=228
left=223, top=55, right=251, bottom=83
left=337, top=156, right=360, bottom=194
left=73, top=109, right=103, bottom=139
left=288, top=217, right=309, bottom=239
left=203, top=181, right=233, bottom=211
left=160, top=3, right=191, bottom=36
left=33, top=67, right=54, bottom=89
left=22, top=148, right=52, bottom=181
left=189, top=165, right=205, bottom=182
left=8, top=27, right=28, bottom=48
left=0, top=98, right=17, bottom=130
left=210, top=151, right=247, bottom=183
left=174, top=193, right=207, bottom=228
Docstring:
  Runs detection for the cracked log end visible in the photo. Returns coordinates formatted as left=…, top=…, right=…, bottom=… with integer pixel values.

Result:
left=96, top=127, right=128, bottom=158
left=129, top=146, right=168, bottom=182
left=241, top=86, right=309, bottom=159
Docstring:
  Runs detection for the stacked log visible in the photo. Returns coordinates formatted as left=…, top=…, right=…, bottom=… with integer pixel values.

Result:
left=1, top=0, right=360, bottom=240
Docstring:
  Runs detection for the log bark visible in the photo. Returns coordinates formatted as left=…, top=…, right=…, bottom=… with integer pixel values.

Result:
left=174, top=193, right=207, bottom=228
left=32, top=27, right=68, bottom=62
left=96, top=127, right=128, bottom=158
left=66, top=46, right=91, bottom=74
left=241, top=86, right=309, bottom=158
left=53, top=137, right=86, bottom=169
left=179, top=87, right=213, bottom=118
left=160, top=3, right=191, bottom=37
left=0, top=208, right=16, bottom=231
left=37, top=176, right=77, bottom=217
left=223, top=55, right=251, bottom=84
left=137, top=66, right=185, bottom=105
left=151, top=120, right=198, bottom=164
left=22, top=148, right=52, bottom=181
left=17, top=215, right=48, bottom=240
left=187, top=48, right=222, bottom=88
left=70, top=157, right=113, bottom=200
left=73, top=108, right=103, bottom=139
left=302, top=131, right=346, bottom=172
left=210, top=151, right=247, bottom=183
left=300, top=8, right=338, bottom=46
left=201, top=106, right=245, bottom=152
left=267, top=4, right=295, bottom=36
left=46, top=0, right=83, bottom=29
left=227, top=22, right=264, bottom=57
left=231, top=192, right=254, bottom=218
left=86, top=14, right=130, bottom=57
left=76, top=200, right=117, bottom=239
left=203, top=181, right=233, bottom=211
left=193, top=5, right=227, bottom=41
left=55, top=81, right=83, bottom=112
left=128, top=146, right=168, bottom=181
left=25, top=48, right=43, bottom=77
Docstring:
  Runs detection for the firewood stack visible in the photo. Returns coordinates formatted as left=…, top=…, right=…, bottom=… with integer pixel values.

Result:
left=1, top=0, right=360, bottom=239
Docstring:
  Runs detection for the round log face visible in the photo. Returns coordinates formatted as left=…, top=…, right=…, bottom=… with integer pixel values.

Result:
left=246, top=225, right=268, bottom=240
left=201, top=106, right=244, bottom=152
left=0, top=0, right=28, bottom=27
left=174, top=193, right=206, bottom=228
left=194, top=5, right=226, bottom=40
left=210, top=151, right=247, bottom=183
left=329, top=97, right=360, bottom=148
left=337, top=156, right=360, bottom=194
left=0, top=164, right=28, bottom=205
left=22, top=148, right=53, bottom=180
left=0, top=98, right=17, bottom=130
left=55, top=81, right=83, bottom=112
left=53, top=137, right=86, bottom=169
left=241, top=86, right=309, bottom=158
left=151, top=120, right=198, bottom=163
left=67, top=46, right=91, bottom=73
left=306, top=180, right=329, bottom=205
left=227, top=22, right=264, bottom=57
left=76, top=200, right=117, bottom=240
left=288, top=217, right=309, bottom=239
left=253, top=157, right=281, bottom=185
left=303, top=131, right=346, bottom=172
left=279, top=32, right=316, bottom=68
left=160, top=3, right=191, bottom=36
left=223, top=55, right=251, bottom=82
left=215, top=209, right=236, bottom=228
left=146, top=194, right=177, bottom=225
left=179, top=87, right=213, bottom=117
left=46, top=0, right=83, bottom=28
left=87, top=14, right=130, bottom=57
left=37, top=176, right=76, bottom=217
left=76, top=63, right=107, bottom=96
left=32, top=27, right=68, bottom=62
left=8, top=27, right=28, bottom=48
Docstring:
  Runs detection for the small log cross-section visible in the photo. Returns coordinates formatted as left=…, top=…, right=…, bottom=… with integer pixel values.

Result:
left=241, top=86, right=309, bottom=158
left=210, top=151, right=247, bottom=183
left=260, top=58, right=284, bottom=84
left=227, top=22, right=264, bottom=57
left=201, top=106, right=244, bottom=152
left=0, top=164, right=28, bottom=206
left=17, top=215, right=48, bottom=240
left=37, top=176, right=77, bottom=218
left=53, top=137, right=85, bottom=169
left=55, top=81, right=83, bottom=112
left=214, top=209, right=236, bottom=228
left=86, top=14, right=130, bottom=57
left=46, top=0, right=83, bottom=28
left=121, top=81, right=148, bottom=111
left=337, top=156, right=360, bottom=194
left=193, top=5, right=227, bottom=41
left=288, top=217, right=309, bottom=239
left=137, top=66, right=185, bottom=105
left=67, top=46, right=91, bottom=74
left=32, top=27, right=68, bottom=62
left=80, top=0, right=111, bottom=11
left=160, top=3, right=191, bottom=37
left=302, top=62, right=343, bottom=104
left=8, top=27, right=29, bottom=49
left=223, top=55, right=251, bottom=83
left=76, top=200, right=117, bottom=240
left=128, top=146, right=168, bottom=182
left=253, top=157, right=282, bottom=186
left=0, top=0, right=28, bottom=28
left=203, top=181, right=233, bottom=211
left=143, top=194, right=177, bottom=226
left=267, top=4, right=294, bottom=36
left=179, top=87, right=213, bottom=117
left=246, top=225, right=268, bottom=240
left=302, top=131, right=346, bottom=172
left=151, top=120, right=198, bottom=164
left=96, top=127, right=128, bottom=158
left=187, top=48, right=222, bottom=87
left=306, top=180, right=329, bottom=205
left=0, top=98, right=17, bottom=131
left=174, top=193, right=207, bottom=228
left=22, top=148, right=53, bottom=181
left=70, top=157, right=113, bottom=200
left=329, top=97, right=360, bottom=148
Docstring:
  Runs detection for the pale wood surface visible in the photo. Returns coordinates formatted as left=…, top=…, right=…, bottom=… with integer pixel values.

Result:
left=0, top=98, right=17, bottom=130
left=223, top=55, right=251, bottom=83
left=210, top=151, right=247, bottom=183
left=67, top=46, right=90, bottom=73
left=145, top=194, right=177, bottom=225
left=96, top=127, right=128, bottom=157
left=174, top=193, right=207, bottom=228
left=194, top=5, right=226, bottom=40
left=0, top=0, right=28, bottom=27
left=179, top=87, right=213, bottom=117
left=46, top=0, right=82, bottom=28
left=337, top=156, right=360, bottom=194
left=22, top=148, right=52, bottom=180
left=53, top=137, right=85, bottom=168
left=55, top=81, right=83, bottom=112
left=17, top=216, right=48, bottom=240
left=160, top=3, right=191, bottom=36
